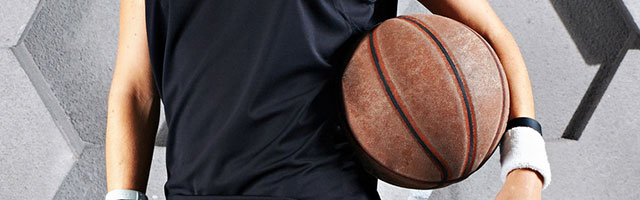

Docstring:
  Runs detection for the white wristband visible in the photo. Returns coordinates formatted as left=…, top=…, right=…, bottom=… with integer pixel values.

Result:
left=499, top=126, right=551, bottom=190
left=105, top=189, right=148, bottom=200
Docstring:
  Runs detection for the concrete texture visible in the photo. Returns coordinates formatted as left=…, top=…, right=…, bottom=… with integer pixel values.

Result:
left=147, top=147, right=168, bottom=200
left=397, top=0, right=430, bottom=16
left=53, top=145, right=107, bottom=199
left=155, top=102, right=169, bottom=147
left=0, top=0, right=39, bottom=47
left=542, top=49, right=640, bottom=199
left=549, top=0, right=636, bottom=139
left=429, top=49, right=640, bottom=200
left=428, top=0, right=640, bottom=199
left=623, top=0, right=640, bottom=30
left=549, top=0, right=631, bottom=64
left=489, top=0, right=606, bottom=139
left=1, top=0, right=639, bottom=199
left=12, top=42, right=86, bottom=157
left=22, top=0, right=120, bottom=145
left=428, top=153, right=503, bottom=200
left=0, top=49, right=75, bottom=199
left=378, top=180, right=412, bottom=200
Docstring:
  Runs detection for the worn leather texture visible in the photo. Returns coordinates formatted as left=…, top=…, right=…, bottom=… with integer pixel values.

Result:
left=341, top=14, right=510, bottom=189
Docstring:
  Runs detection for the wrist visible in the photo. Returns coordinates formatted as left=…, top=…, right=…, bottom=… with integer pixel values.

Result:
left=506, top=168, right=544, bottom=188
left=498, top=169, right=543, bottom=200
left=506, top=117, right=542, bottom=135
left=105, top=189, right=148, bottom=200
left=499, top=126, right=551, bottom=190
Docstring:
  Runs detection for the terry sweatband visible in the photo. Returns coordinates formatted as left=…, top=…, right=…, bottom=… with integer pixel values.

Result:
left=105, top=189, right=148, bottom=200
left=500, top=126, right=551, bottom=190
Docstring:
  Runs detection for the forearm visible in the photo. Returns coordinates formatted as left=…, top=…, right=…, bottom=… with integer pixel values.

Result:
left=481, top=32, right=546, bottom=198
left=105, top=85, right=160, bottom=192
left=417, top=0, right=544, bottom=190
left=417, top=0, right=535, bottom=120
left=416, top=2, right=549, bottom=198
left=471, top=15, right=546, bottom=190
left=483, top=30, right=535, bottom=120
left=469, top=14, right=546, bottom=193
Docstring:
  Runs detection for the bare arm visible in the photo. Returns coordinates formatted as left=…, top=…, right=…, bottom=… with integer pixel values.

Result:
left=106, top=0, right=159, bottom=193
left=416, top=0, right=543, bottom=199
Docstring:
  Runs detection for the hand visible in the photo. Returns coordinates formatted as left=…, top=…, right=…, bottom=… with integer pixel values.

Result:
left=495, top=168, right=543, bottom=200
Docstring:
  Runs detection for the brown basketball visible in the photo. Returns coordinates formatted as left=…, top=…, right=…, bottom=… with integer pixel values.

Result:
left=340, top=14, right=510, bottom=189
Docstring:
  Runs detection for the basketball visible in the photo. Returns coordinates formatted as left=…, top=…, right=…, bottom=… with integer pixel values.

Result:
left=340, top=14, right=510, bottom=189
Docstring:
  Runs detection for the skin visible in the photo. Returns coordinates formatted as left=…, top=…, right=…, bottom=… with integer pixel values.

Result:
left=106, top=0, right=159, bottom=192
left=417, top=0, right=544, bottom=199
left=106, top=0, right=545, bottom=198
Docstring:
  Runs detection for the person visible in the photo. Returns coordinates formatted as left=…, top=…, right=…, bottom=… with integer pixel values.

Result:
left=105, top=0, right=551, bottom=199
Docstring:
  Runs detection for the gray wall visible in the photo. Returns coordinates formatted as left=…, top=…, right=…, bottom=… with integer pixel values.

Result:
left=0, top=0, right=638, bottom=199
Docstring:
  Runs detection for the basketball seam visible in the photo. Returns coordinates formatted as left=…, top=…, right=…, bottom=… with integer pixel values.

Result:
left=346, top=126, right=448, bottom=186
left=349, top=126, right=481, bottom=186
left=368, top=31, right=449, bottom=183
left=397, top=16, right=477, bottom=179
left=461, top=24, right=509, bottom=169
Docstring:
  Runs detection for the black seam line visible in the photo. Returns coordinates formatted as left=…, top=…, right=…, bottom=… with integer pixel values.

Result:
left=368, top=32, right=449, bottom=182
left=350, top=128, right=449, bottom=186
left=398, top=16, right=475, bottom=177
left=463, top=24, right=508, bottom=162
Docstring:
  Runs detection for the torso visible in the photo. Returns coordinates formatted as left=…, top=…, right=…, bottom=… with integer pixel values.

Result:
left=144, top=1, right=396, bottom=199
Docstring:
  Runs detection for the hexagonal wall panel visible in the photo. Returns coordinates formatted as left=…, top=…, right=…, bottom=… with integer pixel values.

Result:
left=0, top=49, right=75, bottom=200
left=0, top=0, right=39, bottom=47
left=52, top=145, right=106, bottom=199
left=412, top=0, right=640, bottom=199
left=493, top=0, right=632, bottom=139
left=22, top=0, right=119, bottom=145
left=541, top=50, right=640, bottom=199
left=622, top=0, right=640, bottom=30
left=147, top=146, right=168, bottom=200
left=3, top=0, right=637, bottom=199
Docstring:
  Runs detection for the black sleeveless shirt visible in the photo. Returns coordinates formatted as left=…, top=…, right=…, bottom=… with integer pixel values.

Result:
left=144, top=1, right=396, bottom=199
